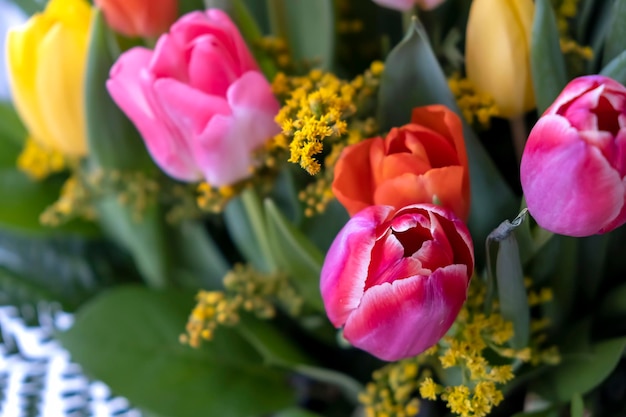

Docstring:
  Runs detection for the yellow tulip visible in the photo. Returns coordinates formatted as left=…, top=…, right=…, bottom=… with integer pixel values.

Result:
left=6, top=0, right=93, bottom=157
left=465, top=0, right=535, bottom=119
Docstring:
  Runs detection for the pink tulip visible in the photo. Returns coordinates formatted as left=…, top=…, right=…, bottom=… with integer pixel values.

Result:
left=107, top=9, right=280, bottom=186
left=320, top=204, right=474, bottom=361
left=520, top=75, right=626, bottom=237
left=372, top=0, right=445, bottom=11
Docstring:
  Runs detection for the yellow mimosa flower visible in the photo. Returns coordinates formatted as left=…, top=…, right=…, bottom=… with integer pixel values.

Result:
left=6, top=0, right=93, bottom=157
left=465, top=0, right=535, bottom=119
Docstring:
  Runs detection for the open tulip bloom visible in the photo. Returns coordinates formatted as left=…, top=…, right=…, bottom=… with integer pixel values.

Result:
left=321, top=204, right=474, bottom=361
left=3, top=1, right=626, bottom=417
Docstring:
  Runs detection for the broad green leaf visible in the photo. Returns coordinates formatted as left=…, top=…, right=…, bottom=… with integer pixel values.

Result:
left=531, top=0, right=568, bottom=114
left=0, top=102, right=27, bottom=146
left=570, top=394, right=584, bottom=417
left=180, top=0, right=206, bottom=14
left=532, top=336, right=626, bottom=402
left=224, top=188, right=276, bottom=273
left=267, top=0, right=334, bottom=69
left=587, top=1, right=617, bottom=71
left=600, top=49, right=626, bottom=84
left=485, top=210, right=530, bottom=348
left=59, top=286, right=295, bottom=417
left=378, top=19, right=518, bottom=265
left=264, top=199, right=325, bottom=312
left=96, top=197, right=170, bottom=289
left=85, top=11, right=153, bottom=171
left=237, top=314, right=363, bottom=403
left=601, top=0, right=626, bottom=67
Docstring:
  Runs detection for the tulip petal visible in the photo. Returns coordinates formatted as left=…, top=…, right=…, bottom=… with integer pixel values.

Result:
left=320, top=205, right=395, bottom=327
left=188, top=34, right=239, bottom=96
left=521, top=116, right=623, bottom=236
left=332, top=138, right=379, bottom=216
left=372, top=166, right=468, bottom=220
left=35, top=23, right=88, bottom=156
left=6, top=17, right=56, bottom=150
left=343, top=264, right=469, bottom=361
left=107, top=48, right=201, bottom=181
left=193, top=71, right=279, bottom=186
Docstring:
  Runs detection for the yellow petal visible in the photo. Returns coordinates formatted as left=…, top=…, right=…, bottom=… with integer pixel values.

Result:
left=466, top=0, right=535, bottom=118
left=35, top=22, right=89, bottom=156
left=6, top=15, right=58, bottom=149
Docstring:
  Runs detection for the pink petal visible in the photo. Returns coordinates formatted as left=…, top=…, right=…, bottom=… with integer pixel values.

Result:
left=193, top=72, right=279, bottom=186
left=107, top=48, right=201, bottom=182
left=187, top=34, right=239, bottom=96
left=343, top=264, right=469, bottom=361
left=320, top=205, right=395, bottom=328
left=521, top=116, right=623, bottom=236
left=150, top=33, right=188, bottom=82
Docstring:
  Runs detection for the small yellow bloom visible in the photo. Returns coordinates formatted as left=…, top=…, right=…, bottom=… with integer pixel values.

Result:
left=6, top=0, right=93, bottom=157
left=465, top=0, right=535, bottom=118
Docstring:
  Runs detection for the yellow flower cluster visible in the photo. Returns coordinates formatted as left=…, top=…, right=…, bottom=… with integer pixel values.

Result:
left=360, top=277, right=560, bottom=417
left=196, top=182, right=238, bottom=213
left=40, top=168, right=160, bottom=226
left=39, top=175, right=95, bottom=226
left=17, top=137, right=66, bottom=180
left=181, top=264, right=303, bottom=348
left=272, top=62, right=383, bottom=215
left=254, top=36, right=292, bottom=71
left=273, top=70, right=354, bottom=175
left=448, top=74, right=499, bottom=129
left=359, top=359, right=422, bottom=417
left=553, top=0, right=593, bottom=62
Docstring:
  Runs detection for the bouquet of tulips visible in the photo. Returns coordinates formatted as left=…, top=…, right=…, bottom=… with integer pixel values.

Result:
left=2, top=0, right=626, bottom=416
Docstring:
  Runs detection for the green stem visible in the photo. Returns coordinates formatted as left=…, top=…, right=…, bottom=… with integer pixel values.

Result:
left=241, top=187, right=278, bottom=272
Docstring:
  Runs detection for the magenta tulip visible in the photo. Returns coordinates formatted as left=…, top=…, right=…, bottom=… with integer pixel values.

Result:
left=372, top=0, right=446, bottom=11
left=320, top=204, right=474, bottom=361
left=520, top=75, right=626, bottom=237
left=107, top=9, right=280, bottom=186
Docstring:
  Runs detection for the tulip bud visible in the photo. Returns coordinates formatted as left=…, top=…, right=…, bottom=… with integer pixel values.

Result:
left=321, top=204, right=474, bottom=361
left=521, top=75, right=626, bottom=237
left=95, top=0, right=177, bottom=38
left=465, top=0, right=535, bottom=118
left=107, top=9, right=280, bottom=186
left=6, top=0, right=93, bottom=157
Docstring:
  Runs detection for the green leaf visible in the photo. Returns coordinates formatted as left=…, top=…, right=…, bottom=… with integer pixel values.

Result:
left=85, top=11, right=153, bottom=171
left=0, top=102, right=27, bottom=146
left=12, top=0, right=42, bottom=15
left=602, top=0, right=626, bottom=68
left=378, top=19, right=518, bottom=265
left=485, top=210, right=530, bottom=348
left=59, top=286, right=295, bottom=417
left=264, top=199, right=325, bottom=312
left=600, top=49, right=626, bottom=84
left=96, top=197, right=170, bottom=289
left=570, top=394, right=584, bottom=417
left=224, top=188, right=276, bottom=272
left=531, top=0, right=568, bottom=114
left=267, top=0, right=335, bottom=69
left=300, top=198, right=349, bottom=253
left=532, top=336, right=626, bottom=402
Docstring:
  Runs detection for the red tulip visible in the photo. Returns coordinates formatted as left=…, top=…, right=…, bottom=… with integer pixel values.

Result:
left=320, top=204, right=474, bottom=361
left=332, top=105, right=470, bottom=220
left=95, top=0, right=177, bottom=38
left=521, top=75, right=626, bottom=236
